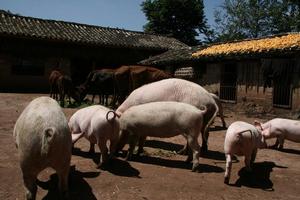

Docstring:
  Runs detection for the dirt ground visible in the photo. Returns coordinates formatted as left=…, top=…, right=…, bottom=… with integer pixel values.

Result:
left=1, top=93, right=300, bottom=200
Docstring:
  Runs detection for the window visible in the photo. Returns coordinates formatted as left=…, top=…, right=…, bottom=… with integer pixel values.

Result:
left=11, top=58, right=45, bottom=76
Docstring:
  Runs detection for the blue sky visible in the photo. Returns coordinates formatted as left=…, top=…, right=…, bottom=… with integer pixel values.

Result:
left=0, top=0, right=222, bottom=32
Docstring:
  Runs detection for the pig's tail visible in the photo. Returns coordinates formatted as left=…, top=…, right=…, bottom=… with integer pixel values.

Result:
left=106, top=110, right=121, bottom=122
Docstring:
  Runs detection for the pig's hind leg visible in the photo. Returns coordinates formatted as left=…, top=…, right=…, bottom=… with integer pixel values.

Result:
left=186, top=135, right=200, bottom=172
left=96, top=138, right=109, bottom=169
left=89, top=142, right=96, bottom=154
left=21, top=166, right=38, bottom=200
left=56, top=165, right=70, bottom=199
left=224, top=154, right=232, bottom=184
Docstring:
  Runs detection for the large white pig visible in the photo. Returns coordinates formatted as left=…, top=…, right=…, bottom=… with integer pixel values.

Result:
left=116, top=78, right=218, bottom=153
left=118, top=101, right=207, bottom=172
left=13, top=97, right=71, bottom=200
left=255, top=118, right=300, bottom=150
left=68, top=105, right=119, bottom=168
left=224, top=121, right=266, bottom=184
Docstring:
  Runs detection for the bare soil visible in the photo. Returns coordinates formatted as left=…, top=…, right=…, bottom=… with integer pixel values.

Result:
left=1, top=93, right=300, bottom=200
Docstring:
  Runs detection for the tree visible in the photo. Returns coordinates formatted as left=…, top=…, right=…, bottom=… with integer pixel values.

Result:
left=213, top=0, right=300, bottom=42
left=141, top=0, right=208, bottom=46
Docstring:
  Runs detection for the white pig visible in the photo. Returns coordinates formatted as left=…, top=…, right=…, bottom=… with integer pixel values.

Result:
left=116, top=78, right=218, bottom=153
left=224, top=121, right=266, bottom=184
left=255, top=118, right=300, bottom=150
left=118, top=101, right=207, bottom=172
left=13, top=97, right=71, bottom=200
left=68, top=105, right=119, bottom=168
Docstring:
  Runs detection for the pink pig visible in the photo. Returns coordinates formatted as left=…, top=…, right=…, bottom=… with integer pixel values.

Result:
left=224, top=121, right=267, bottom=184
left=255, top=118, right=300, bottom=150
left=68, top=105, right=119, bottom=168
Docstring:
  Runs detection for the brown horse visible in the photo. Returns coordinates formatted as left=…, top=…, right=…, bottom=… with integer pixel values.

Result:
left=49, top=70, right=80, bottom=106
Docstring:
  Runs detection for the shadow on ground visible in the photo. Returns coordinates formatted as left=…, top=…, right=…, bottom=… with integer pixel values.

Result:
left=144, top=139, right=184, bottom=152
left=72, top=147, right=140, bottom=178
left=279, top=148, right=300, bottom=155
left=144, top=139, right=227, bottom=162
left=209, top=125, right=227, bottom=132
left=106, top=158, right=141, bottom=178
left=230, top=161, right=287, bottom=191
left=130, top=154, right=224, bottom=173
left=201, top=149, right=226, bottom=161
left=38, top=166, right=98, bottom=200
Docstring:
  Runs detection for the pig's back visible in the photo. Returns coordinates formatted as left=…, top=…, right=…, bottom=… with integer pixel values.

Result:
left=120, top=101, right=201, bottom=137
left=117, top=78, right=212, bottom=114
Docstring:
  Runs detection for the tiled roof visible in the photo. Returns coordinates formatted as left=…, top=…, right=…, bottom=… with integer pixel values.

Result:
left=192, top=33, right=300, bottom=58
left=139, top=46, right=200, bottom=66
left=0, top=10, right=188, bottom=50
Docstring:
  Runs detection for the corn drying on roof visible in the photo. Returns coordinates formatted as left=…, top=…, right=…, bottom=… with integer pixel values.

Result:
left=192, top=33, right=300, bottom=58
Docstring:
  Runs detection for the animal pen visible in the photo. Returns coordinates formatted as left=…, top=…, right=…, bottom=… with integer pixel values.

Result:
left=141, top=33, right=300, bottom=113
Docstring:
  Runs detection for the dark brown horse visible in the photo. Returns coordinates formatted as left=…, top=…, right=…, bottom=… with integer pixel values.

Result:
left=49, top=70, right=62, bottom=100
left=49, top=70, right=80, bottom=106
left=113, top=65, right=173, bottom=105
left=79, top=69, right=116, bottom=106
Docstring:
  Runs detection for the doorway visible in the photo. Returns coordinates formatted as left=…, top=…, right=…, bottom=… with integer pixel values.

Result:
left=220, top=63, right=237, bottom=102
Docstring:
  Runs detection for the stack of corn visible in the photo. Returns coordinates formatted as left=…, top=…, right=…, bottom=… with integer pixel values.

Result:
left=192, top=33, right=300, bottom=58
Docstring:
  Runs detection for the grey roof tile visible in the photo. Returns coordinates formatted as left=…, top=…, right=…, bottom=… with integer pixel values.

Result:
left=0, top=10, right=188, bottom=50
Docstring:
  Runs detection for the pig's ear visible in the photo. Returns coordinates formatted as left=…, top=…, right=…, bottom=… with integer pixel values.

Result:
left=263, top=124, right=271, bottom=136
left=254, top=120, right=263, bottom=131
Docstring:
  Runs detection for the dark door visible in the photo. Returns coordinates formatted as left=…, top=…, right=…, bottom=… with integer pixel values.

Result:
left=220, top=63, right=237, bottom=102
left=272, top=60, right=293, bottom=108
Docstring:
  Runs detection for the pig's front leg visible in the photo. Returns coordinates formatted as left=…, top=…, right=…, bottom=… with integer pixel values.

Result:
left=244, top=154, right=252, bottom=172
left=278, top=135, right=285, bottom=150
left=269, top=138, right=280, bottom=149
left=250, top=148, right=257, bottom=167
left=137, top=136, right=146, bottom=156
left=126, top=134, right=139, bottom=161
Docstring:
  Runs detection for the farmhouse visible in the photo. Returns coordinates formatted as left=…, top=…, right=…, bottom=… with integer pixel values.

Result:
left=140, top=33, right=300, bottom=112
left=0, top=10, right=187, bottom=92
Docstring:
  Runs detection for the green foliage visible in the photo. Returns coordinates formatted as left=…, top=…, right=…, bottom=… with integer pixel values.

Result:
left=141, top=0, right=207, bottom=45
left=214, top=0, right=300, bottom=42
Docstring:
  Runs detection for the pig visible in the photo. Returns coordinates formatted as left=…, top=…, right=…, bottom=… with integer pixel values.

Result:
left=116, top=78, right=218, bottom=153
left=254, top=118, right=300, bottom=150
left=68, top=105, right=119, bottom=168
left=224, top=121, right=266, bottom=184
left=118, top=101, right=207, bottom=172
left=13, top=97, right=71, bottom=200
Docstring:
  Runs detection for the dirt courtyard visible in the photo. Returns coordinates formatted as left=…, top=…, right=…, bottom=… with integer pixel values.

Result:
left=0, top=93, right=300, bottom=200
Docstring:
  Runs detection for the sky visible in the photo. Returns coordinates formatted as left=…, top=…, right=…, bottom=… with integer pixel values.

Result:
left=0, top=0, right=223, bottom=32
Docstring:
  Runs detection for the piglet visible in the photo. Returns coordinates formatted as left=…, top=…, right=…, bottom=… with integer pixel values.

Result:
left=68, top=105, right=119, bottom=168
left=224, top=121, right=266, bottom=184
left=255, top=118, right=300, bottom=150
